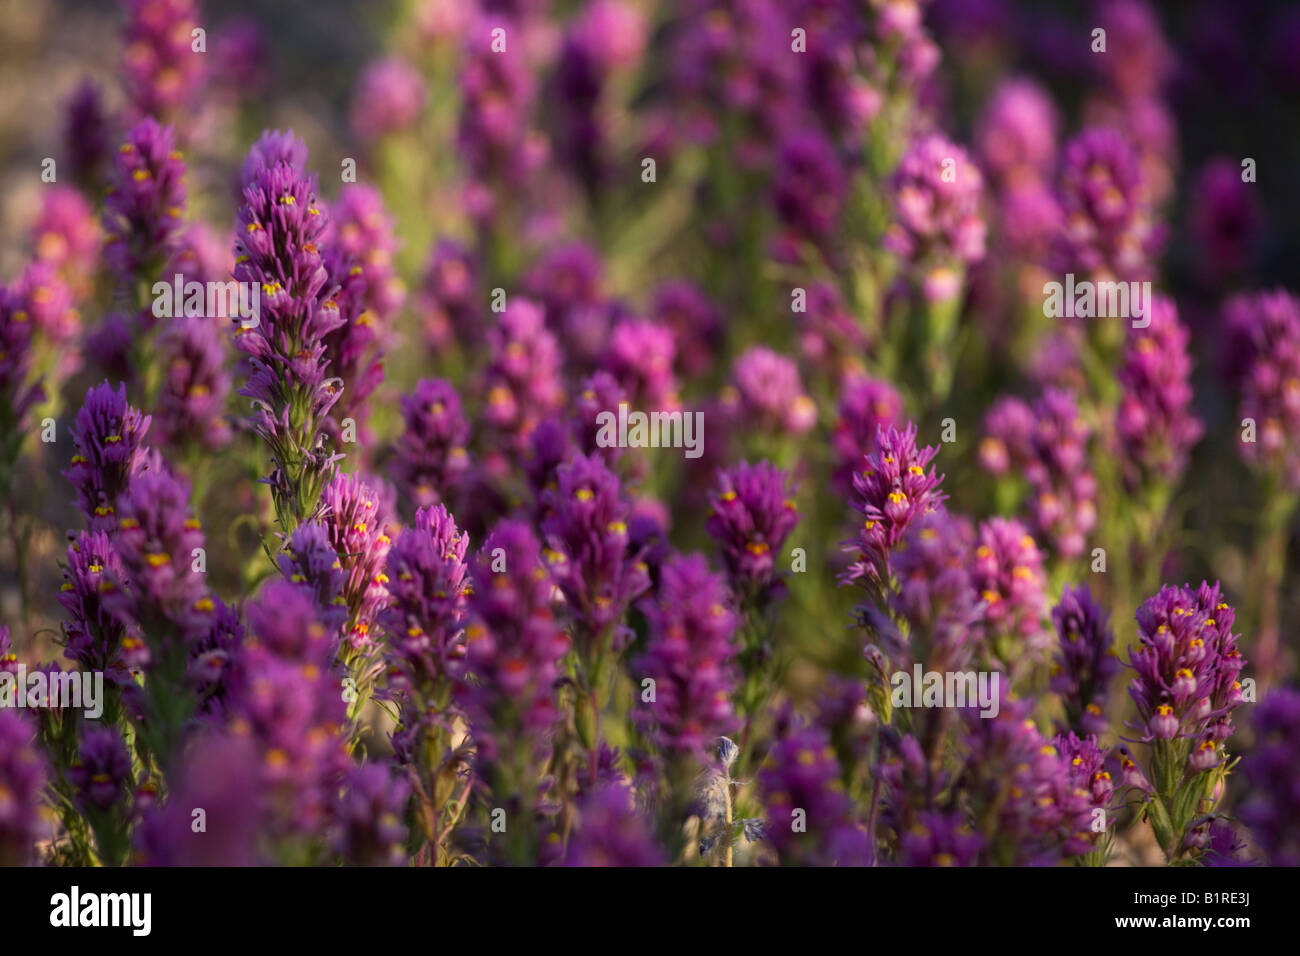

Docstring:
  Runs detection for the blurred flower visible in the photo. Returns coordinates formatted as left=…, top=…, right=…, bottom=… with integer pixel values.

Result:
left=706, top=461, right=800, bottom=605
left=723, top=346, right=816, bottom=438
left=481, top=298, right=564, bottom=457
left=460, top=521, right=570, bottom=762
left=1024, top=389, right=1097, bottom=560
left=886, top=134, right=986, bottom=266
left=652, top=281, right=721, bottom=380
left=30, top=186, right=100, bottom=299
left=1190, top=158, right=1262, bottom=284
left=1053, top=127, right=1161, bottom=280
left=63, top=80, right=109, bottom=188
left=976, top=77, right=1058, bottom=183
left=772, top=129, right=847, bottom=251
left=1221, top=290, right=1300, bottom=489
left=972, top=518, right=1049, bottom=661
left=70, top=726, right=131, bottom=814
left=351, top=57, right=427, bottom=142
left=633, top=553, right=739, bottom=758
left=1050, top=584, right=1118, bottom=737
left=121, top=0, right=205, bottom=124
left=0, top=709, right=52, bottom=866
left=600, top=318, right=678, bottom=412
left=1239, top=686, right=1300, bottom=866
left=541, top=453, right=650, bottom=642
left=394, top=379, right=471, bottom=512
left=1116, top=297, right=1202, bottom=485
left=332, top=764, right=410, bottom=866
left=562, top=781, right=663, bottom=866
left=420, top=239, right=479, bottom=350
left=761, top=722, right=869, bottom=866
left=154, top=315, right=232, bottom=453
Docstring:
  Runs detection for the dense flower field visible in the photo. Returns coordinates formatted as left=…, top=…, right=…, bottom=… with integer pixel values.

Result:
left=0, top=0, right=1298, bottom=868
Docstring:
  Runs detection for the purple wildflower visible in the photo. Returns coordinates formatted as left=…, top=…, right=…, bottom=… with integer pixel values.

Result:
left=350, top=57, right=427, bottom=143
left=652, top=281, right=721, bottom=380
left=70, top=726, right=131, bottom=814
left=772, top=129, right=847, bottom=251
left=121, top=0, right=205, bottom=124
left=0, top=709, right=51, bottom=866
left=541, top=453, right=650, bottom=643
left=328, top=182, right=406, bottom=324
left=394, top=379, right=470, bottom=512
left=706, top=461, right=800, bottom=605
left=1050, top=585, right=1119, bottom=737
left=832, top=375, right=904, bottom=496
left=1024, top=389, right=1098, bottom=560
left=1222, top=290, right=1300, bottom=488
left=460, top=521, right=571, bottom=763
left=30, top=186, right=100, bottom=298
left=0, top=284, right=45, bottom=461
left=886, top=134, right=986, bottom=266
left=976, top=77, right=1059, bottom=183
left=1116, top=297, right=1202, bottom=485
left=1052, top=731, right=1116, bottom=857
left=63, top=382, right=154, bottom=532
left=233, top=149, right=345, bottom=530
left=600, top=318, right=679, bottom=412
left=480, top=297, right=564, bottom=456
left=277, top=520, right=348, bottom=633
left=106, top=470, right=209, bottom=652
left=958, top=701, right=1092, bottom=865
left=841, top=423, right=947, bottom=587
left=420, top=239, right=479, bottom=350
left=761, top=723, right=869, bottom=866
left=59, top=531, right=129, bottom=679
left=723, top=347, right=817, bottom=438
left=633, top=553, right=739, bottom=758
left=332, top=763, right=410, bottom=866
left=380, top=503, right=470, bottom=694
left=240, top=128, right=308, bottom=192
left=63, top=80, right=109, bottom=188
left=1190, top=158, right=1262, bottom=284
left=562, top=782, right=663, bottom=867
left=1128, top=583, right=1246, bottom=765
left=972, top=518, right=1050, bottom=663
left=103, top=118, right=187, bottom=278
left=319, top=472, right=394, bottom=655
left=154, top=315, right=233, bottom=453
left=860, top=511, right=982, bottom=674
left=1054, top=127, right=1161, bottom=280
left=1239, top=686, right=1300, bottom=866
